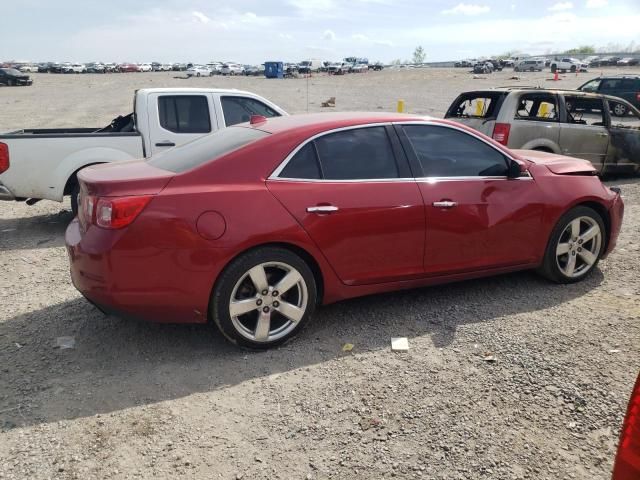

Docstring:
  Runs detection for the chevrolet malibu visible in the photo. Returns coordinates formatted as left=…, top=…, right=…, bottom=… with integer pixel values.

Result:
left=65, top=113, right=624, bottom=348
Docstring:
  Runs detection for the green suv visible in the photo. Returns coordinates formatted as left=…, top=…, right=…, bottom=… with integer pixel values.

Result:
left=578, top=75, right=640, bottom=116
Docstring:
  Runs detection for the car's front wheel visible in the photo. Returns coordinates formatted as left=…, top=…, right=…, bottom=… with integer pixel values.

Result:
left=211, top=247, right=317, bottom=349
left=538, top=206, right=605, bottom=283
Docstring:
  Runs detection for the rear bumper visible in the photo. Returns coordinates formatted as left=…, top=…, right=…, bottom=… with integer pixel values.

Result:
left=603, top=191, right=624, bottom=258
left=0, top=182, right=15, bottom=200
left=65, top=218, right=211, bottom=324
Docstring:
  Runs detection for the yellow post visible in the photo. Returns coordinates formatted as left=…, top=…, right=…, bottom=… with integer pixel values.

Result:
left=397, top=100, right=405, bottom=113
left=475, top=100, right=484, bottom=116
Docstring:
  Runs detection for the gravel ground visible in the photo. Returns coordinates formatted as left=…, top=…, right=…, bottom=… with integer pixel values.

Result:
left=1, top=68, right=639, bottom=479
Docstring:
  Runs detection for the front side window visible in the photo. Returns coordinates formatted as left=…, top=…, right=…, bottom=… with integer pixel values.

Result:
left=515, top=93, right=558, bottom=122
left=314, top=127, right=399, bottom=180
left=563, top=96, right=605, bottom=126
left=221, top=96, right=281, bottom=126
left=579, top=79, right=601, bottom=92
left=402, top=125, right=509, bottom=177
left=600, top=79, right=622, bottom=91
left=158, top=95, right=211, bottom=133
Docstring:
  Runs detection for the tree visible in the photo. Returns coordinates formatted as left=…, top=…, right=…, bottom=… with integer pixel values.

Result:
left=412, top=46, right=426, bottom=64
left=564, top=45, right=595, bottom=55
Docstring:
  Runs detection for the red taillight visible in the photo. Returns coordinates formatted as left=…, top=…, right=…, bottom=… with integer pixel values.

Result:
left=0, top=142, right=9, bottom=174
left=95, top=195, right=152, bottom=229
left=613, top=374, right=640, bottom=479
left=492, top=123, right=511, bottom=146
left=636, top=92, right=640, bottom=102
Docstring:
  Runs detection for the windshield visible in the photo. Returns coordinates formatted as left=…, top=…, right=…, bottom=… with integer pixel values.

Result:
left=148, top=126, right=269, bottom=173
left=1, top=68, right=21, bottom=75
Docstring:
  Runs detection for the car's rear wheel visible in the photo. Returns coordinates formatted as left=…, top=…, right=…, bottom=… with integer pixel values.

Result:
left=570, top=65, right=577, bottom=73
left=538, top=206, right=605, bottom=283
left=612, top=102, right=628, bottom=117
left=211, top=247, right=317, bottom=349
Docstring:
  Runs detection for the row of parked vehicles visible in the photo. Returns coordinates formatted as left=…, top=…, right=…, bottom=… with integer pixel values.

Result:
left=457, top=55, right=639, bottom=74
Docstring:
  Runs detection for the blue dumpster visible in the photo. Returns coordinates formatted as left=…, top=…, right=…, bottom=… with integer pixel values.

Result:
left=264, top=61, right=284, bottom=79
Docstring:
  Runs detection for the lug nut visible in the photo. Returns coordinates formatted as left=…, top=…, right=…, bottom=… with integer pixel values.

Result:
left=572, top=251, right=576, bottom=256
left=263, top=306, right=270, bottom=313
left=261, top=289, right=268, bottom=296
left=272, top=290, right=279, bottom=297
left=256, top=299, right=263, bottom=306
left=273, top=301, right=280, bottom=308
left=578, top=247, right=582, bottom=252
left=578, top=239, right=583, bottom=244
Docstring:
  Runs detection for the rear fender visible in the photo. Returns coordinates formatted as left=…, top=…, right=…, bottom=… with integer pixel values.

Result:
left=53, top=147, right=140, bottom=201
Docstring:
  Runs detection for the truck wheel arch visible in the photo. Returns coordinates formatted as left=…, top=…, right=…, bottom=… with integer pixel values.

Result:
left=64, top=162, right=106, bottom=214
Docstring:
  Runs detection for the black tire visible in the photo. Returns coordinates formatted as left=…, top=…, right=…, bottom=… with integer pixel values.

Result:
left=211, top=247, right=317, bottom=349
left=538, top=206, right=606, bottom=284
left=70, top=182, right=80, bottom=216
left=570, top=65, right=577, bottom=73
left=612, top=103, right=627, bottom=117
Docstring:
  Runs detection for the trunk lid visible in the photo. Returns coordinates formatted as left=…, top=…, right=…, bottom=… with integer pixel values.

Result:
left=78, top=159, right=174, bottom=197
left=512, top=149, right=597, bottom=175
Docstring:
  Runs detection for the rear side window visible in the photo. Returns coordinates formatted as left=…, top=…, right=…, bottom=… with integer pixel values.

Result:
left=148, top=126, right=268, bottom=173
left=280, top=143, right=321, bottom=179
left=158, top=95, right=211, bottom=133
left=515, top=93, right=558, bottom=121
left=221, top=97, right=281, bottom=126
left=402, top=125, right=509, bottom=177
left=314, top=127, right=399, bottom=180
left=446, top=93, right=504, bottom=119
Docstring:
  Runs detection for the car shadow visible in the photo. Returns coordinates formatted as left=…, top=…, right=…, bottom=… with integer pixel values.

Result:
left=0, top=267, right=603, bottom=430
left=0, top=210, right=74, bottom=250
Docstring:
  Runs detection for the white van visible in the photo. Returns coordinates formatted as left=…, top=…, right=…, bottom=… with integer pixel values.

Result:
left=298, top=59, right=323, bottom=73
left=514, top=59, right=545, bottom=72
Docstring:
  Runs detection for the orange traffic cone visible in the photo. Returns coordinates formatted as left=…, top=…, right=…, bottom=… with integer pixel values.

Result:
left=554, top=71, right=559, bottom=81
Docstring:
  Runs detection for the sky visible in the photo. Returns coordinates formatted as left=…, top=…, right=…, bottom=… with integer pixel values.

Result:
left=1, top=0, right=639, bottom=64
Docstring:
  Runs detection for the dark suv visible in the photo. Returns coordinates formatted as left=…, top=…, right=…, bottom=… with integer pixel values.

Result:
left=578, top=75, right=640, bottom=116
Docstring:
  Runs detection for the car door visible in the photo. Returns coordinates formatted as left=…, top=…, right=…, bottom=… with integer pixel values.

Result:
left=217, top=95, right=283, bottom=128
left=396, top=123, right=545, bottom=275
left=508, top=92, right=560, bottom=150
left=559, top=95, right=609, bottom=169
left=147, top=93, right=217, bottom=155
left=267, top=125, right=425, bottom=286
left=605, top=99, right=640, bottom=173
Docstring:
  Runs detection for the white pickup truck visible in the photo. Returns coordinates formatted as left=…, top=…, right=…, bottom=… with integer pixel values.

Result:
left=0, top=88, right=287, bottom=213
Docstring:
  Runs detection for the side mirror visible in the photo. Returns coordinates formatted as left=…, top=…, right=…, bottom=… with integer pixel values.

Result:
left=507, top=160, right=524, bottom=178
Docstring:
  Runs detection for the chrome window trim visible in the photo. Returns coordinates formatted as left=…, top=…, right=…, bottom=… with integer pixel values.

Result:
left=269, top=119, right=530, bottom=182
left=269, top=122, right=398, bottom=180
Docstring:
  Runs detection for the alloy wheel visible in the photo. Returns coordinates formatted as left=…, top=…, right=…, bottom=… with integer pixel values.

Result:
left=555, top=216, right=602, bottom=278
left=229, top=262, right=308, bottom=343
left=613, top=103, right=627, bottom=116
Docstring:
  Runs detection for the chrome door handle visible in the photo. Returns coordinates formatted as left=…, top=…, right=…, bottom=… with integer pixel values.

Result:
left=597, top=132, right=609, bottom=137
left=432, top=201, right=458, bottom=208
left=306, top=205, right=339, bottom=213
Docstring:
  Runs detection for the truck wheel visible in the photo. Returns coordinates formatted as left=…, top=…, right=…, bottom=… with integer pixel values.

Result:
left=570, top=65, right=577, bottom=73
left=70, top=183, right=80, bottom=216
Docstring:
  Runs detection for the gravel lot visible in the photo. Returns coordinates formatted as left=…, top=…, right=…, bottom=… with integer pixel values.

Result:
left=1, top=68, right=639, bottom=479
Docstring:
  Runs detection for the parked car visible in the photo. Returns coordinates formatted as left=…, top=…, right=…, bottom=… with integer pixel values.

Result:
left=473, top=61, right=494, bottom=74
left=63, top=63, right=87, bottom=74
left=18, top=64, right=35, bottom=73
left=592, top=56, right=621, bottom=67
left=37, top=62, right=52, bottom=73
left=172, top=63, right=187, bottom=71
left=118, top=63, right=140, bottom=73
left=550, top=58, right=588, bottom=73
left=445, top=88, right=640, bottom=175
left=48, top=62, right=64, bottom=73
left=221, top=63, right=244, bottom=75
left=64, top=112, right=624, bottom=349
left=612, top=372, right=640, bottom=480
left=298, top=59, right=323, bottom=74
left=350, top=63, right=368, bottom=73
left=0, top=88, right=287, bottom=213
left=0, top=68, right=33, bottom=86
left=369, top=62, right=384, bottom=71
left=327, top=62, right=349, bottom=75
left=186, top=65, right=211, bottom=77
left=578, top=75, right=640, bottom=115
left=514, top=59, right=545, bottom=72
left=207, top=62, right=223, bottom=74
left=103, top=63, right=117, bottom=73
left=151, top=62, right=163, bottom=71
left=243, top=65, right=263, bottom=76
left=86, top=63, right=105, bottom=74
left=617, top=57, right=640, bottom=66
left=139, top=63, right=152, bottom=72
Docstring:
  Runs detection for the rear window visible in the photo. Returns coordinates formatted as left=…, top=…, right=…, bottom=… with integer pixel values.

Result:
left=445, top=92, right=505, bottom=119
left=148, top=126, right=269, bottom=173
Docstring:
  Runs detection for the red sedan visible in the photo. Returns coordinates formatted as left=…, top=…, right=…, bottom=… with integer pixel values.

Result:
left=65, top=113, right=624, bottom=348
